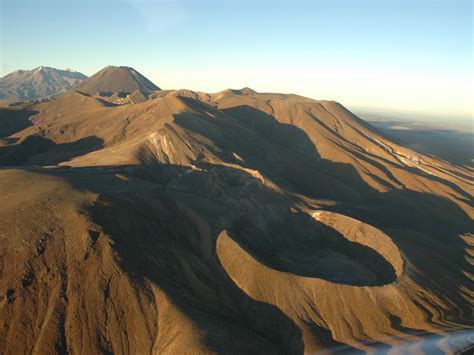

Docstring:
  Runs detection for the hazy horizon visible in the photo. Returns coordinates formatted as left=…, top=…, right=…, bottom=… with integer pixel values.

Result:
left=1, top=0, right=472, bottom=120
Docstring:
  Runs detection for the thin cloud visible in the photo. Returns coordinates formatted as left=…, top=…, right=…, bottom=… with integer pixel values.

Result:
left=125, top=0, right=187, bottom=34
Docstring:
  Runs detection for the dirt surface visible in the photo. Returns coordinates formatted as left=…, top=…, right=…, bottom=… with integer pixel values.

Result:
left=0, top=75, right=472, bottom=354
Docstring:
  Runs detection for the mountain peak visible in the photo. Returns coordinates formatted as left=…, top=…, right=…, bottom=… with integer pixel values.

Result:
left=77, top=66, right=160, bottom=96
left=238, top=87, right=257, bottom=95
left=0, top=67, right=87, bottom=100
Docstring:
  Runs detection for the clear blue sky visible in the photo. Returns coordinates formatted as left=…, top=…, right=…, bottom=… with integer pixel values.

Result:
left=1, top=0, right=472, bottom=119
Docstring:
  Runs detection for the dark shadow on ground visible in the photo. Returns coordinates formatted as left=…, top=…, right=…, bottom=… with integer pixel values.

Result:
left=0, top=134, right=103, bottom=166
left=3, top=95, right=472, bottom=352
left=88, top=180, right=306, bottom=354
left=0, top=108, right=36, bottom=137
left=171, top=99, right=473, bottom=325
left=220, top=104, right=472, bottom=200
left=29, top=159, right=472, bottom=352
left=174, top=101, right=370, bottom=202
left=227, top=210, right=397, bottom=286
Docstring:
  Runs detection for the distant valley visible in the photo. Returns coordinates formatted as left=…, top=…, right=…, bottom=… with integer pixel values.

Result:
left=356, top=111, right=473, bottom=167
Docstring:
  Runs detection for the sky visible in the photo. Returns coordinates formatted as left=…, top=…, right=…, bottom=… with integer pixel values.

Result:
left=0, top=0, right=472, bottom=120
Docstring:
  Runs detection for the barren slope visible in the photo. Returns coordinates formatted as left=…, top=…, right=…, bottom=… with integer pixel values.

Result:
left=76, top=66, right=160, bottom=96
left=0, top=85, right=472, bottom=354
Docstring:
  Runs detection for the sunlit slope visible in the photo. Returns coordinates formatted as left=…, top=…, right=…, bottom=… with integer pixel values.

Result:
left=0, top=85, right=472, bottom=354
left=76, top=66, right=160, bottom=96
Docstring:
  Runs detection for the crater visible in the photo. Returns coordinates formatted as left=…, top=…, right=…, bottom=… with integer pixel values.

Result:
left=221, top=211, right=403, bottom=286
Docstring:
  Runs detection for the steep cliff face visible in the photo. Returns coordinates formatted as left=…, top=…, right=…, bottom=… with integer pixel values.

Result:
left=0, top=85, right=472, bottom=354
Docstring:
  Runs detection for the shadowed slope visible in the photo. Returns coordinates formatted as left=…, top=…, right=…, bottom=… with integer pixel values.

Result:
left=0, top=88, right=472, bottom=354
left=0, top=108, right=35, bottom=138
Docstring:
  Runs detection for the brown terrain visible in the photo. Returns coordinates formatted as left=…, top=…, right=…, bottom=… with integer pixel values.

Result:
left=0, top=66, right=472, bottom=354
left=76, top=66, right=160, bottom=98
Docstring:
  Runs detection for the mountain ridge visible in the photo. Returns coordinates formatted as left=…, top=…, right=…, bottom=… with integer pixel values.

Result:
left=0, top=66, right=472, bottom=354
left=0, top=67, right=87, bottom=100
